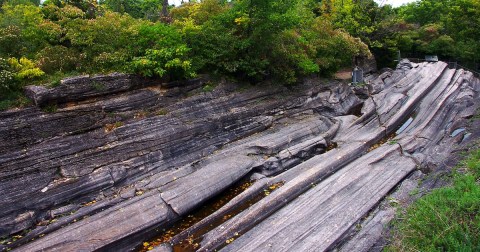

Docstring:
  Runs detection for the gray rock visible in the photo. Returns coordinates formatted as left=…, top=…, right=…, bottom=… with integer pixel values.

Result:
left=1, top=61, right=479, bottom=252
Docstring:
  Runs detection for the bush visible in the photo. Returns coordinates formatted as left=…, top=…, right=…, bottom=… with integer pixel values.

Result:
left=128, top=23, right=195, bottom=79
left=36, top=45, right=79, bottom=73
left=129, top=46, right=194, bottom=79
left=0, top=58, right=15, bottom=91
left=8, top=57, right=45, bottom=80
left=0, top=57, right=42, bottom=110
left=0, top=4, right=46, bottom=58
left=64, top=11, right=144, bottom=71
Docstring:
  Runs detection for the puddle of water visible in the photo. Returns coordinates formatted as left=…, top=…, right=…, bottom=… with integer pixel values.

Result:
left=396, top=117, right=413, bottom=135
left=450, top=128, right=466, bottom=137
left=461, top=133, right=472, bottom=143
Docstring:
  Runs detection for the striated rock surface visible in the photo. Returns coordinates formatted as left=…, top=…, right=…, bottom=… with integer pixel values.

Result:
left=0, top=60, right=478, bottom=252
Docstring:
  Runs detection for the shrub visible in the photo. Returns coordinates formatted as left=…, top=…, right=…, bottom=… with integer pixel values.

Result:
left=64, top=11, right=143, bottom=71
left=0, top=58, right=15, bottom=91
left=0, top=25, right=22, bottom=57
left=93, top=51, right=129, bottom=72
left=129, top=23, right=195, bottom=80
left=41, top=3, right=85, bottom=22
left=0, top=4, right=46, bottom=58
left=129, top=46, right=194, bottom=79
left=0, top=57, right=42, bottom=109
left=36, top=45, right=79, bottom=73
left=8, top=57, right=45, bottom=80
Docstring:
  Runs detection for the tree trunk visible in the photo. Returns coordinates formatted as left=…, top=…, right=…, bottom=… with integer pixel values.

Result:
left=161, top=0, right=169, bottom=22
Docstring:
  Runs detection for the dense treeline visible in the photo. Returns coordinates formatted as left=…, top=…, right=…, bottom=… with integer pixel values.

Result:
left=374, top=0, right=480, bottom=68
left=400, top=0, right=480, bottom=62
left=0, top=0, right=479, bottom=110
left=309, top=0, right=480, bottom=69
left=0, top=0, right=372, bottom=109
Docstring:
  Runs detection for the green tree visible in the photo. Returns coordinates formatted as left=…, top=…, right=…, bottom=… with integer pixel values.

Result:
left=397, top=0, right=480, bottom=67
left=129, top=23, right=195, bottom=79
left=1, top=0, right=40, bottom=6
left=64, top=10, right=146, bottom=71
left=0, top=3, right=46, bottom=58
left=177, top=0, right=370, bottom=83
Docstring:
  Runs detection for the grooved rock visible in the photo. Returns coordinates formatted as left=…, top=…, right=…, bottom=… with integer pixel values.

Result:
left=1, top=61, right=478, bottom=252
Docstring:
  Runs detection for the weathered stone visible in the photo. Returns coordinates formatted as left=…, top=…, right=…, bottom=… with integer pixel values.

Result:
left=1, top=61, right=478, bottom=252
left=24, top=73, right=162, bottom=106
left=163, top=61, right=479, bottom=252
left=16, top=192, right=177, bottom=251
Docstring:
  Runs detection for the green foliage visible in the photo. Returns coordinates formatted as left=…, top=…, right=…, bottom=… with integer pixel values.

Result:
left=0, top=3, right=46, bottom=57
left=36, top=45, right=78, bottom=73
left=176, top=0, right=369, bottom=84
left=170, top=0, right=228, bottom=26
left=0, top=57, right=42, bottom=110
left=8, top=57, right=45, bottom=80
left=388, top=146, right=480, bottom=252
left=1, top=0, right=40, bottom=6
left=0, top=57, right=15, bottom=91
left=395, top=0, right=480, bottom=67
left=0, top=57, right=43, bottom=93
left=309, top=18, right=370, bottom=75
left=310, top=0, right=480, bottom=69
left=42, top=0, right=100, bottom=18
left=101, top=0, right=163, bottom=21
left=0, top=0, right=375, bottom=92
left=64, top=11, right=142, bottom=71
left=128, top=23, right=195, bottom=79
left=129, top=46, right=194, bottom=79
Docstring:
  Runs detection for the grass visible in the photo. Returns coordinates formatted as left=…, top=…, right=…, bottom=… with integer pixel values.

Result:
left=41, top=103, right=58, bottom=113
left=91, top=81, right=106, bottom=91
left=156, top=108, right=168, bottom=116
left=202, top=81, right=218, bottom=93
left=202, top=83, right=215, bottom=92
left=386, top=147, right=480, bottom=252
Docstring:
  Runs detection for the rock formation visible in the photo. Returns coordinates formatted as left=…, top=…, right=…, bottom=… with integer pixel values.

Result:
left=0, top=60, right=478, bottom=252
